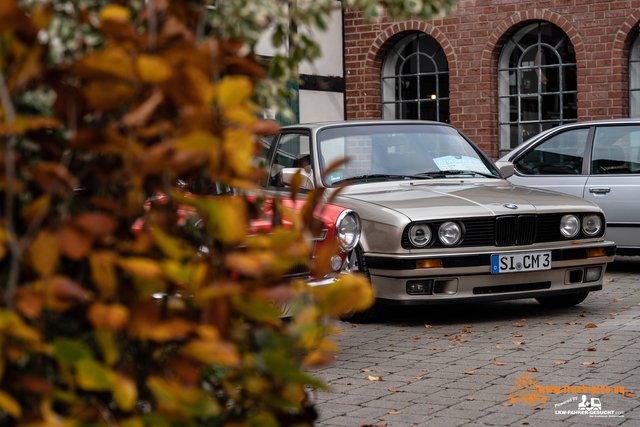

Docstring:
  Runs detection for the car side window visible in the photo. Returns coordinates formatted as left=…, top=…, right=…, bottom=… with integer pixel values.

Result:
left=591, top=126, right=640, bottom=174
left=268, top=133, right=310, bottom=187
left=514, top=128, right=588, bottom=175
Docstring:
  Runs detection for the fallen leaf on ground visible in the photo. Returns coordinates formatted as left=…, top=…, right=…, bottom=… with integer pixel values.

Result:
left=624, top=391, right=637, bottom=398
left=496, top=346, right=503, bottom=349
left=463, top=371, right=474, bottom=374
left=467, top=398, right=475, bottom=401
left=564, top=330, right=571, bottom=332
left=460, top=339, right=470, bottom=342
left=501, top=402, right=512, bottom=407
left=605, top=278, right=615, bottom=282
left=559, top=341, right=565, bottom=344
left=388, top=411, right=402, bottom=415
left=567, top=322, right=578, bottom=325
left=428, top=347, right=441, bottom=350
left=579, top=314, right=586, bottom=317
left=425, top=324, right=433, bottom=328
left=494, top=359, right=507, bottom=366
left=368, top=375, right=382, bottom=381
left=622, top=306, right=629, bottom=309
left=585, top=323, right=597, bottom=328
left=543, top=322, right=558, bottom=325
left=361, top=369, right=371, bottom=372
left=554, top=361, right=567, bottom=365
left=609, top=313, right=618, bottom=316
left=412, top=376, right=423, bottom=379
left=513, top=341, right=525, bottom=345
left=527, top=368, right=538, bottom=372
left=411, top=336, right=420, bottom=340
left=581, top=362, right=595, bottom=365
left=532, top=406, right=543, bottom=410
left=613, top=297, right=624, bottom=301
left=387, top=389, right=402, bottom=392
left=587, top=348, right=596, bottom=351
left=513, top=334, right=523, bottom=337
left=602, top=337, right=610, bottom=340
left=514, top=323, right=525, bottom=327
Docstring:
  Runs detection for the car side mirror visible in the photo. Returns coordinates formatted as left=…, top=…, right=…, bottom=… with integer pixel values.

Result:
left=495, top=161, right=514, bottom=178
left=282, top=167, right=314, bottom=190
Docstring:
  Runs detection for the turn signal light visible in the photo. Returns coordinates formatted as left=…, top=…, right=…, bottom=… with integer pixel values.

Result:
left=416, top=259, right=443, bottom=269
left=586, top=248, right=607, bottom=258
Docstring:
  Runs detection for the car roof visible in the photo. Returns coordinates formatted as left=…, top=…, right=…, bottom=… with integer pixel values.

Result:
left=280, top=119, right=456, bottom=132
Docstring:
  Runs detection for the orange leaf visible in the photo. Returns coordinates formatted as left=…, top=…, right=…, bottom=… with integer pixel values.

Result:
left=585, top=323, right=597, bottom=328
left=425, top=324, right=433, bottom=328
left=84, top=80, right=135, bottom=111
left=500, top=402, right=512, bottom=407
left=387, top=411, right=402, bottom=415
left=51, top=277, right=91, bottom=303
left=513, top=341, right=525, bottom=345
left=581, top=362, right=595, bottom=365
left=543, top=322, right=558, bottom=325
left=368, top=376, right=382, bottom=381
left=527, top=368, right=538, bottom=372
left=180, top=339, right=240, bottom=366
left=28, top=230, right=59, bottom=277
left=554, top=361, right=567, bottom=365
left=463, top=371, right=474, bottom=374
left=32, top=162, right=78, bottom=195
left=587, top=347, right=596, bottom=351
left=73, top=213, right=117, bottom=237
left=428, top=347, right=441, bottom=350
left=87, top=302, right=129, bottom=330
left=411, top=336, right=420, bottom=340
left=136, top=54, right=172, bottom=84
left=14, top=288, right=45, bottom=319
left=73, top=44, right=135, bottom=80
left=532, top=406, right=543, bottom=410
left=624, top=391, right=637, bottom=398
left=494, top=359, right=507, bottom=366
left=57, top=224, right=93, bottom=260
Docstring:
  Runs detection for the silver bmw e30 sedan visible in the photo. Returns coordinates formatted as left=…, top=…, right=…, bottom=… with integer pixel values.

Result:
left=260, top=120, right=616, bottom=322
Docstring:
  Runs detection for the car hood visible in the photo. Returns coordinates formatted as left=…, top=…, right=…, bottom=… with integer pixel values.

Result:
left=335, top=179, right=599, bottom=221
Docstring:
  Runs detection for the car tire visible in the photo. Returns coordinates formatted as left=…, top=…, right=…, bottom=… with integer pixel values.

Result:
left=535, top=292, right=589, bottom=308
left=339, top=246, right=383, bottom=323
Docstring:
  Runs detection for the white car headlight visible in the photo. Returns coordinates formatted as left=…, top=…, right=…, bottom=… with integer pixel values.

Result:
left=409, top=224, right=432, bottom=247
left=560, top=214, right=580, bottom=238
left=336, top=210, right=361, bottom=251
left=438, top=221, right=462, bottom=246
left=582, top=214, right=602, bottom=236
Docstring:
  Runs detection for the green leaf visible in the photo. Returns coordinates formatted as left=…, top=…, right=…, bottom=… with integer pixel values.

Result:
left=52, top=338, right=93, bottom=367
left=75, top=359, right=113, bottom=391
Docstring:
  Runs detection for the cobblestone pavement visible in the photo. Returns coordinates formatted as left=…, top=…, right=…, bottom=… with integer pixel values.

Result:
left=310, top=257, right=640, bottom=426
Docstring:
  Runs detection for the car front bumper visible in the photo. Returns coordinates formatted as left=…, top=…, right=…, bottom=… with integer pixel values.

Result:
left=364, top=242, right=616, bottom=305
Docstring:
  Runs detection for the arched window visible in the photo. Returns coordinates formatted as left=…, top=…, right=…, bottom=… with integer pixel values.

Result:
left=382, top=32, right=449, bottom=122
left=498, top=22, right=577, bottom=156
left=630, top=35, right=640, bottom=118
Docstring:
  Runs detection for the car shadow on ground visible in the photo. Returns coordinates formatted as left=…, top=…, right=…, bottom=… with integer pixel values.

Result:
left=370, top=256, right=639, bottom=326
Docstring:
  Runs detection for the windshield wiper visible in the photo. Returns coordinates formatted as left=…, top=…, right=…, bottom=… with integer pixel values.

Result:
left=332, top=173, right=433, bottom=185
left=416, top=170, right=499, bottom=179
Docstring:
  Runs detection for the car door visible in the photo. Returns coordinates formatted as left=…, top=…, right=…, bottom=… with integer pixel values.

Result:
left=509, top=126, right=591, bottom=198
left=264, top=130, right=312, bottom=197
left=583, top=125, right=640, bottom=252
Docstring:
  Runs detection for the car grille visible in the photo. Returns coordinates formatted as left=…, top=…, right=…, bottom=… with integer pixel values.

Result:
left=285, top=229, right=328, bottom=277
left=401, top=213, right=604, bottom=249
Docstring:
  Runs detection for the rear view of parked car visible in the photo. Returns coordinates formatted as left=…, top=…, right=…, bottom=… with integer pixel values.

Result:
left=497, top=118, right=640, bottom=256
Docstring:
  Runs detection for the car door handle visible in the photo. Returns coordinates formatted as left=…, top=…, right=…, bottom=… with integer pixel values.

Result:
left=589, top=187, right=611, bottom=194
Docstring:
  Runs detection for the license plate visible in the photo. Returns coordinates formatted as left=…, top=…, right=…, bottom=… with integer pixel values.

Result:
left=491, top=251, right=551, bottom=274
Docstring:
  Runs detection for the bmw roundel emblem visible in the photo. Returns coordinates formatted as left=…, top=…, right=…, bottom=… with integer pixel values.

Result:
left=503, top=203, right=518, bottom=210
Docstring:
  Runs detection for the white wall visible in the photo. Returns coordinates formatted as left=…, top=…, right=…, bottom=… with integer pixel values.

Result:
left=299, top=5, right=343, bottom=78
left=299, top=90, right=344, bottom=123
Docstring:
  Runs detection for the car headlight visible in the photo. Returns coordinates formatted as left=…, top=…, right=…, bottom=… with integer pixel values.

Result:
left=582, top=214, right=602, bottom=236
left=409, top=224, right=432, bottom=247
left=438, top=221, right=462, bottom=246
left=560, top=214, right=580, bottom=238
left=336, top=210, right=361, bottom=251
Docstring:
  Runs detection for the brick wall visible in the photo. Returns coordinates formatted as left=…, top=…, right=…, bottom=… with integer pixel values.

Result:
left=344, top=0, right=640, bottom=159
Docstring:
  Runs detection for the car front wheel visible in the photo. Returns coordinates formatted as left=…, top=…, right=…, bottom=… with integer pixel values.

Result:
left=535, top=292, right=589, bottom=308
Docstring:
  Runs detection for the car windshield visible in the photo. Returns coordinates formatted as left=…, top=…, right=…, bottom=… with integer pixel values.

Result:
left=317, top=124, right=500, bottom=186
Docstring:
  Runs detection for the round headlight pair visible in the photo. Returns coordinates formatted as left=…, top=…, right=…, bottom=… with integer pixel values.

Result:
left=336, top=210, right=361, bottom=251
left=560, top=214, right=602, bottom=238
left=409, top=221, right=462, bottom=247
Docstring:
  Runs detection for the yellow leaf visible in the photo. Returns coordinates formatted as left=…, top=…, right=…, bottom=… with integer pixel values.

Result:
left=87, top=302, right=129, bottom=330
left=494, top=359, right=507, bottom=366
left=100, top=4, right=130, bottom=21
left=90, top=251, right=117, bottom=300
left=175, top=131, right=220, bottom=151
left=153, top=229, right=194, bottom=260
left=581, top=361, right=596, bottom=365
left=217, top=75, right=253, bottom=107
left=74, top=45, right=135, bottom=81
left=147, top=377, right=220, bottom=417
left=118, top=257, right=164, bottom=280
left=179, top=339, right=239, bottom=366
left=0, top=390, right=21, bottom=418
left=463, top=371, right=474, bottom=374
left=318, top=273, right=374, bottom=316
left=368, top=375, right=382, bottom=381
left=222, top=128, right=255, bottom=177
left=20, top=195, right=50, bottom=226
left=120, top=417, right=145, bottom=427
left=136, top=54, right=172, bottom=83
left=76, top=359, right=113, bottom=391
left=222, top=104, right=257, bottom=125
left=84, top=80, right=135, bottom=111
left=95, top=329, right=119, bottom=366
left=554, top=361, right=567, bottom=365
left=111, top=372, right=137, bottom=412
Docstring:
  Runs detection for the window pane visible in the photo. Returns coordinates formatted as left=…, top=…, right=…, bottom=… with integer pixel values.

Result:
left=439, top=99, right=450, bottom=123
left=516, top=128, right=587, bottom=175
left=399, top=76, right=418, bottom=101
left=520, top=69, right=538, bottom=94
left=402, top=102, right=419, bottom=119
left=419, top=55, right=435, bottom=74
left=631, top=61, right=640, bottom=91
left=542, top=95, right=560, bottom=120
left=521, top=97, right=539, bottom=121
left=541, top=67, right=559, bottom=93
left=562, top=65, right=577, bottom=91
left=418, top=33, right=440, bottom=56
left=401, top=55, right=418, bottom=75
left=631, top=90, right=640, bottom=118
left=499, top=124, right=519, bottom=153
left=420, top=100, right=438, bottom=121
left=592, top=125, right=640, bottom=174
left=438, top=73, right=449, bottom=99
left=499, top=97, right=518, bottom=123
left=563, top=93, right=577, bottom=120
left=269, top=134, right=310, bottom=186
left=522, top=123, right=540, bottom=142
left=499, top=70, right=517, bottom=95
left=420, top=74, right=437, bottom=100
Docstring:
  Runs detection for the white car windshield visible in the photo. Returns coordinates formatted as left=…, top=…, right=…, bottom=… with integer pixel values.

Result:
left=317, top=124, right=500, bottom=185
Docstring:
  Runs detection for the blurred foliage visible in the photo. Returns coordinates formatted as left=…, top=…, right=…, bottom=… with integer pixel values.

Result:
left=0, top=0, right=452, bottom=426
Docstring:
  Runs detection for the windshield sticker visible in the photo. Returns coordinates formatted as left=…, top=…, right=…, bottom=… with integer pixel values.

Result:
left=433, top=156, right=491, bottom=174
